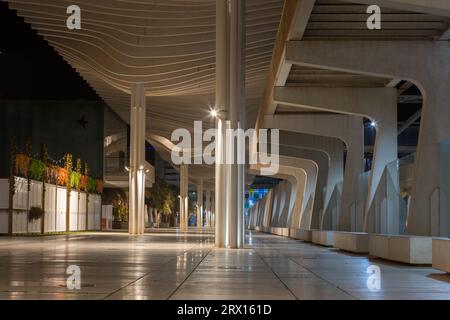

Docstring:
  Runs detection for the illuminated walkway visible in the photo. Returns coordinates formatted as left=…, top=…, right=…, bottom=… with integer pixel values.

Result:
left=0, top=230, right=449, bottom=300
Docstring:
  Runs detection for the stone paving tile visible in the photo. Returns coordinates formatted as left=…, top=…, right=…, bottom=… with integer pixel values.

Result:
left=0, top=229, right=449, bottom=300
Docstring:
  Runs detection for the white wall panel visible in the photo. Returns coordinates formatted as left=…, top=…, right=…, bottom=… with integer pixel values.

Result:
left=29, top=180, right=43, bottom=208
left=44, top=184, right=57, bottom=233
left=78, top=192, right=87, bottom=231
left=88, top=195, right=95, bottom=230
left=13, top=211, right=27, bottom=234
left=93, top=195, right=102, bottom=230
left=69, top=191, right=79, bottom=231
left=0, top=211, right=8, bottom=233
left=0, top=179, right=9, bottom=209
left=13, top=178, right=28, bottom=210
left=56, top=187, right=67, bottom=232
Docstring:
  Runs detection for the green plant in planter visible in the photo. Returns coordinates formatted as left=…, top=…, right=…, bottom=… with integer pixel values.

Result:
left=112, top=194, right=127, bottom=222
left=29, top=206, right=45, bottom=221
left=70, top=171, right=81, bottom=189
left=28, top=159, right=46, bottom=181
left=88, top=177, right=97, bottom=193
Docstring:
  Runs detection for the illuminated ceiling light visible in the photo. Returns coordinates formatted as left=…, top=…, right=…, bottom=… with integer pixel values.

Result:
left=210, top=109, right=218, bottom=118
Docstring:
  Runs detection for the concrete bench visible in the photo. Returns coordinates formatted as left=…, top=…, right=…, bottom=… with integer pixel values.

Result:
left=312, top=230, right=334, bottom=247
left=432, top=238, right=450, bottom=273
left=369, top=234, right=390, bottom=260
left=369, top=234, right=432, bottom=265
left=289, top=229, right=312, bottom=242
left=333, top=232, right=369, bottom=253
left=270, top=227, right=289, bottom=237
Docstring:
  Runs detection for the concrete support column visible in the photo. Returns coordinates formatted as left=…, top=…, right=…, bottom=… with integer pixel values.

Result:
left=179, top=164, right=189, bottom=229
left=227, top=0, right=246, bottom=249
left=196, top=180, right=204, bottom=228
left=211, top=193, right=215, bottom=228
left=285, top=40, right=450, bottom=236
left=205, top=190, right=211, bottom=227
left=215, top=0, right=245, bottom=248
left=215, top=0, right=228, bottom=248
left=129, top=84, right=146, bottom=235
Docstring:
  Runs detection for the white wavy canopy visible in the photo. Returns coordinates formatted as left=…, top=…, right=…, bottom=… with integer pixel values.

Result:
left=4, top=0, right=283, bottom=141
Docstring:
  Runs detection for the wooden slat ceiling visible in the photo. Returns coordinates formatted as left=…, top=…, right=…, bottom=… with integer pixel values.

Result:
left=305, top=0, right=449, bottom=40
left=4, top=0, right=284, bottom=139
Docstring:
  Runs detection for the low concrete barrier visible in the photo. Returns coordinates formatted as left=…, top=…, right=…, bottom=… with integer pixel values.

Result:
left=369, top=234, right=390, bottom=260
left=289, top=229, right=312, bottom=242
left=369, top=234, right=432, bottom=265
left=432, top=238, right=450, bottom=273
left=312, top=230, right=334, bottom=247
left=270, top=227, right=289, bottom=237
left=333, top=232, right=369, bottom=253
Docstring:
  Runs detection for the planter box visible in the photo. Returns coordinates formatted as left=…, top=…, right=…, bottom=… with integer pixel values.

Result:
left=269, top=227, right=289, bottom=236
left=370, top=234, right=432, bottom=265
left=312, top=230, right=334, bottom=247
left=369, top=234, right=390, bottom=260
left=112, top=221, right=129, bottom=230
left=0, top=178, right=101, bottom=235
left=432, top=238, right=450, bottom=273
left=289, top=229, right=312, bottom=242
left=333, top=232, right=369, bottom=253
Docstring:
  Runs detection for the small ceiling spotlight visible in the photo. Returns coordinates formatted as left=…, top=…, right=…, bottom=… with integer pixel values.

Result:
left=210, top=109, right=218, bottom=118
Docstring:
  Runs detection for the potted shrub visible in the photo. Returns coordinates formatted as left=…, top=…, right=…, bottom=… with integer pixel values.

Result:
left=112, top=194, right=128, bottom=229
left=15, top=154, right=30, bottom=178
left=87, top=177, right=97, bottom=194
left=70, top=171, right=81, bottom=189
left=57, top=167, right=69, bottom=186
left=28, top=159, right=46, bottom=181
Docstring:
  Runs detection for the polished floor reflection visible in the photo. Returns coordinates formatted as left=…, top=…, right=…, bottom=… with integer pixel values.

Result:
left=0, top=230, right=449, bottom=300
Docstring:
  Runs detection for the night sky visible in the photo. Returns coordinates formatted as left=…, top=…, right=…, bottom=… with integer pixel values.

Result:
left=0, top=2, right=100, bottom=101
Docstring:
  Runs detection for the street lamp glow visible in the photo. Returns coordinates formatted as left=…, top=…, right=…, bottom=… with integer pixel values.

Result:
left=371, top=121, right=377, bottom=128
left=210, top=109, right=218, bottom=118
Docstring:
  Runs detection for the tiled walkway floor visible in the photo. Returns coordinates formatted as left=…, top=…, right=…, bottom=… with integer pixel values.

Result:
left=0, top=230, right=449, bottom=300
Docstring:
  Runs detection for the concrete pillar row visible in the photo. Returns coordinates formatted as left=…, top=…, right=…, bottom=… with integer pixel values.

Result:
left=277, top=132, right=345, bottom=230
left=196, top=179, right=204, bottom=228
left=205, top=189, right=211, bottom=227
left=265, top=114, right=364, bottom=232
left=179, top=164, right=189, bottom=229
left=285, top=40, right=450, bottom=237
left=128, top=84, right=146, bottom=235
left=273, top=87, right=399, bottom=234
left=251, top=155, right=318, bottom=230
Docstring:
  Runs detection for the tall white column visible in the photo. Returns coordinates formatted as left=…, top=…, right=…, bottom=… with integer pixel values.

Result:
left=179, top=164, right=189, bottom=229
left=211, top=192, right=215, bottom=228
left=129, top=84, right=146, bottom=235
left=196, top=180, right=204, bottom=228
left=215, top=0, right=245, bottom=248
left=227, top=0, right=246, bottom=249
left=215, top=0, right=228, bottom=248
left=205, top=190, right=211, bottom=227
